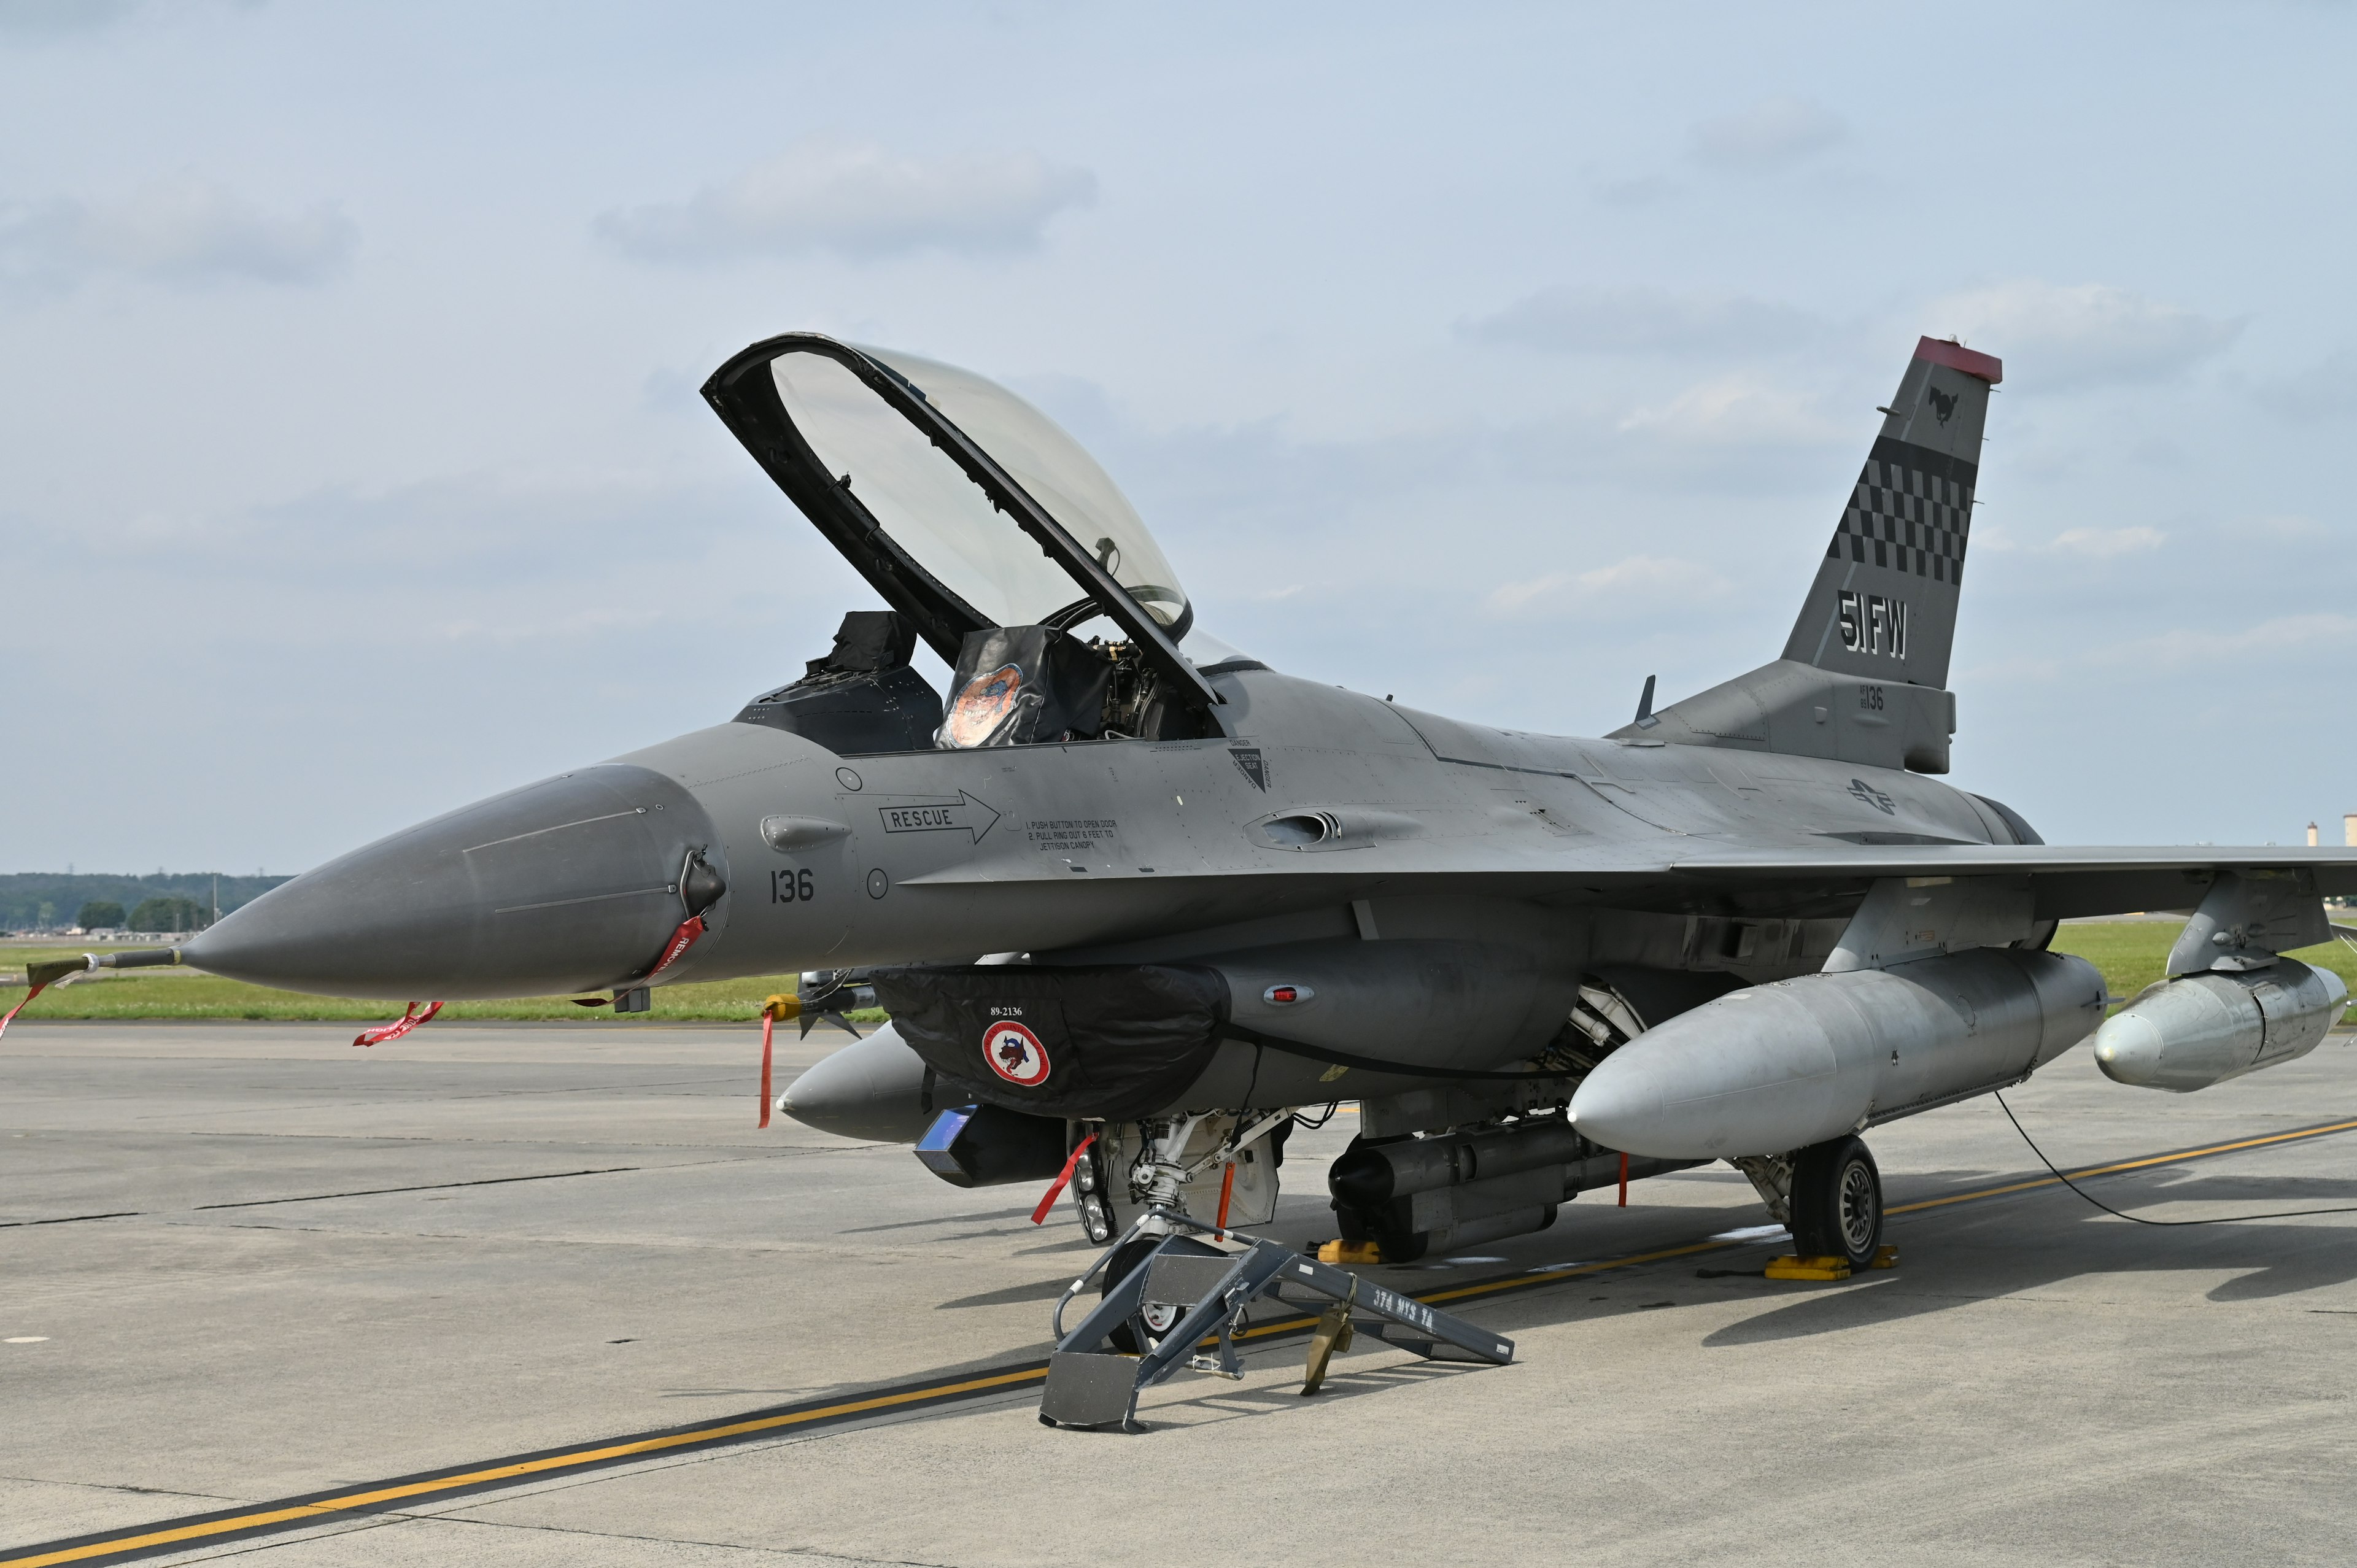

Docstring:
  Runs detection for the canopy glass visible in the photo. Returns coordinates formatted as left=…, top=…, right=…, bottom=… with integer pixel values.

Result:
left=768, top=346, right=1189, bottom=636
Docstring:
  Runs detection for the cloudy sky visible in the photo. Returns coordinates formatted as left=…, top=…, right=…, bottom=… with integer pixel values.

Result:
left=5, top=1, right=2353, bottom=872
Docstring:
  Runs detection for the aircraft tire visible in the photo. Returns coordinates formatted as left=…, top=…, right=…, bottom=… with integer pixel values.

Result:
left=1789, top=1135, right=1883, bottom=1270
left=1100, top=1234, right=1223, bottom=1354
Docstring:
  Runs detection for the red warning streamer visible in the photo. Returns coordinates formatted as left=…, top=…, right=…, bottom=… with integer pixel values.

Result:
left=1031, top=1132, right=1099, bottom=1225
left=644, top=915, right=707, bottom=981
left=0, top=979, right=53, bottom=1041
left=758, top=1004, right=778, bottom=1129
left=354, top=1001, right=443, bottom=1048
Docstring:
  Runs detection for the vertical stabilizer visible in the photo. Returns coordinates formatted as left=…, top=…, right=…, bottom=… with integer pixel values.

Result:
left=1782, top=338, right=2000, bottom=691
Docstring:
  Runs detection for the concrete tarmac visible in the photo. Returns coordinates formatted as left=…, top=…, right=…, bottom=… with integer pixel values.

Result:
left=6, top=1019, right=2357, bottom=1566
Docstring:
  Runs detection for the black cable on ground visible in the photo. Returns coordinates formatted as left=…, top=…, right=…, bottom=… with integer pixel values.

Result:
left=1992, top=1090, right=2357, bottom=1226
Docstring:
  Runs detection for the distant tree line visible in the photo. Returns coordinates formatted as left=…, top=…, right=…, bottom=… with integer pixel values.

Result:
left=2, top=873, right=289, bottom=932
left=64, top=897, right=205, bottom=932
left=130, top=897, right=207, bottom=932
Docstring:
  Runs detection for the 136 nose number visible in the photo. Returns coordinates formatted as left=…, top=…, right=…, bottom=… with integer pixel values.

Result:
left=770, top=868, right=815, bottom=903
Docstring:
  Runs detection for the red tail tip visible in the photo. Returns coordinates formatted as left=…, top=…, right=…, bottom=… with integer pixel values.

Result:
left=1914, top=336, right=2002, bottom=385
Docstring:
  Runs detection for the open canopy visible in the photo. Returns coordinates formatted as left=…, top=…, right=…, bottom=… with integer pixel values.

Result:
left=702, top=334, right=1215, bottom=716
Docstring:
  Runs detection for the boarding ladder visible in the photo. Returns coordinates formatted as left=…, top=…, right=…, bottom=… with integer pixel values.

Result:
left=1038, top=1222, right=1515, bottom=1432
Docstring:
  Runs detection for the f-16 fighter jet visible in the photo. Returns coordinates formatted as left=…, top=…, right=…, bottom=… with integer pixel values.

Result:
left=122, top=333, right=2356, bottom=1279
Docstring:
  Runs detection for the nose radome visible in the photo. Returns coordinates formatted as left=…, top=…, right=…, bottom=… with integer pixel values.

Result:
left=184, top=765, right=726, bottom=999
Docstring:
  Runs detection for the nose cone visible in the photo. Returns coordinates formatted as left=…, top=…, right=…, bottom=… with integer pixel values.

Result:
left=2091, top=1012, right=2165, bottom=1087
left=1566, top=1048, right=1669, bottom=1155
left=780, top=1024, right=933, bottom=1142
left=185, top=764, right=725, bottom=999
left=1567, top=986, right=1844, bottom=1158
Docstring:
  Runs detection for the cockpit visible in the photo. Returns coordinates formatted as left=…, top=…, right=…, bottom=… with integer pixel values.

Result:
left=702, top=335, right=1232, bottom=755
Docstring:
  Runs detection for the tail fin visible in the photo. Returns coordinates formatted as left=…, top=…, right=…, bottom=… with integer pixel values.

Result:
left=1610, top=338, right=1999, bottom=774
left=1781, top=337, right=2001, bottom=690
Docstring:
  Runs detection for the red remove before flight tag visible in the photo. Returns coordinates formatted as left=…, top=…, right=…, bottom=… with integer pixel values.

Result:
left=354, top=1000, right=443, bottom=1048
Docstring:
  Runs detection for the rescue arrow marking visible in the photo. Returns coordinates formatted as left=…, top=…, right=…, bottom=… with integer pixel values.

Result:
left=876, top=791, right=1002, bottom=843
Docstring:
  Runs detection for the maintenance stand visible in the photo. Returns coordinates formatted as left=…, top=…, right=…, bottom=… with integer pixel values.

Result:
left=1039, top=1226, right=1515, bottom=1432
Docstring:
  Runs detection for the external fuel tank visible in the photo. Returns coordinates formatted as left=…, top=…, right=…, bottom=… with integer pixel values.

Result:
left=2092, top=960, right=2347, bottom=1092
left=1568, top=948, right=2107, bottom=1159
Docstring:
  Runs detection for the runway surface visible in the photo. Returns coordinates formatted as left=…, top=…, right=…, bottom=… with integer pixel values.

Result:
left=6, top=1020, right=2357, bottom=1566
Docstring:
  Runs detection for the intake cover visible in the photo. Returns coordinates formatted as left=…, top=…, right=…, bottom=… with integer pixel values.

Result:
left=870, top=964, right=1227, bottom=1120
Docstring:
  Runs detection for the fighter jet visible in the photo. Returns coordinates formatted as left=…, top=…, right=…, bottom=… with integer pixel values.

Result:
left=85, top=332, right=2357, bottom=1284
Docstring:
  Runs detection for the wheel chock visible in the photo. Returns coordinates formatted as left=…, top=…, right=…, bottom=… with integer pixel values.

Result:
left=1869, top=1245, right=1898, bottom=1270
left=1317, top=1239, right=1384, bottom=1266
left=1765, top=1254, right=1852, bottom=1281
left=1300, top=1302, right=1357, bottom=1396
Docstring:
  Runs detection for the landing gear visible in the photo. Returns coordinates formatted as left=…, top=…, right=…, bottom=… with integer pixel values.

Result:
left=1099, top=1234, right=1221, bottom=1354
left=1788, top=1135, right=1883, bottom=1271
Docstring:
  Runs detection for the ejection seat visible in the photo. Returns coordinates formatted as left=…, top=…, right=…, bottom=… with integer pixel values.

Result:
left=733, top=610, right=944, bottom=754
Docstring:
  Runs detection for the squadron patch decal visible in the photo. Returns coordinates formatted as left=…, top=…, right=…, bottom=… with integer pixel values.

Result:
left=981, top=1020, right=1051, bottom=1086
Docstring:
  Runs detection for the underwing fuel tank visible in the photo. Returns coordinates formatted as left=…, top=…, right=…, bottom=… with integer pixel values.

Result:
left=1568, top=948, right=2107, bottom=1159
left=2092, top=960, right=2348, bottom=1092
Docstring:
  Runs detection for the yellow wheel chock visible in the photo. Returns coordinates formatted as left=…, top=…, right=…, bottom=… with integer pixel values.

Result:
left=1764, top=1245, right=1897, bottom=1281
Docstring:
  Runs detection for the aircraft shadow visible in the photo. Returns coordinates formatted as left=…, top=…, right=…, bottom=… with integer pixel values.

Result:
left=1134, top=1356, right=1476, bottom=1431
left=837, top=1203, right=1037, bottom=1234
left=1694, top=1169, right=2357, bottom=1348
left=937, top=1275, right=1080, bottom=1310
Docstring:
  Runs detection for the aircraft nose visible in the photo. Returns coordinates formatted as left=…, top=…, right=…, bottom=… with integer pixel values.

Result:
left=183, top=765, right=726, bottom=1000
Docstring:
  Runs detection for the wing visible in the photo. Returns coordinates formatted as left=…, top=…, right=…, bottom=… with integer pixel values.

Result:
left=905, top=840, right=2357, bottom=927
left=1655, top=844, right=2357, bottom=922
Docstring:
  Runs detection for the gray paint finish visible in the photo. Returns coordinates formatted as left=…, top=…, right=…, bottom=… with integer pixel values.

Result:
left=177, top=331, right=2357, bottom=1143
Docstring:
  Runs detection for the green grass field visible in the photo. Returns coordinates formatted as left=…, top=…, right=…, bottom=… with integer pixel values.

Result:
left=2049, top=921, right=2357, bottom=1003
left=4, top=922, right=2351, bottom=1025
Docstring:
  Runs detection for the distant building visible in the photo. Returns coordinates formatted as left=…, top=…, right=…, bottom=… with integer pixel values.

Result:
left=2310, top=822, right=2321, bottom=847
left=2347, top=813, right=2357, bottom=848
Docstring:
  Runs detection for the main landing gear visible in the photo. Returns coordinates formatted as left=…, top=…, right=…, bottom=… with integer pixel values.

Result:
left=1788, top=1134, right=1885, bottom=1271
left=1737, top=1134, right=1893, bottom=1281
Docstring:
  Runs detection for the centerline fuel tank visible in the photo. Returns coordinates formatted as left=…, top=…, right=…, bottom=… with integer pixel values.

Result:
left=1568, top=948, right=2106, bottom=1159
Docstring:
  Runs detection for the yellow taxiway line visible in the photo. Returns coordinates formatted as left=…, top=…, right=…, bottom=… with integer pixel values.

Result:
left=1884, top=1117, right=2357, bottom=1215
left=10, top=1112, right=2355, bottom=1567
left=0, top=1371, right=1051, bottom=1568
